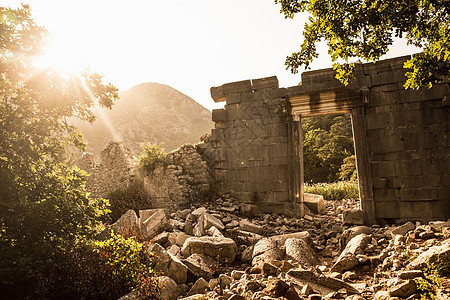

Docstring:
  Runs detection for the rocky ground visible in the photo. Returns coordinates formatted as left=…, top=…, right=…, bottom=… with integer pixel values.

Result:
left=115, top=196, right=450, bottom=300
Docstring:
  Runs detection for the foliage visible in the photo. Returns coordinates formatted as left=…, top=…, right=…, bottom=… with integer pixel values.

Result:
left=33, top=232, right=160, bottom=299
left=414, top=254, right=449, bottom=300
left=339, top=155, right=357, bottom=181
left=302, top=114, right=355, bottom=183
left=275, top=0, right=450, bottom=89
left=304, top=181, right=359, bottom=200
left=137, top=143, right=171, bottom=174
left=0, top=4, right=119, bottom=295
left=106, top=179, right=151, bottom=223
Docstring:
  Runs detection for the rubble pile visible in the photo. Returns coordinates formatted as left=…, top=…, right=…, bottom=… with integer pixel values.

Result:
left=111, top=197, right=450, bottom=300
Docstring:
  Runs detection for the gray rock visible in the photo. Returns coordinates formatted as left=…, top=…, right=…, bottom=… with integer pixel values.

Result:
left=148, top=243, right=188, bottom=284
left=239, top=219, right=264, bottom=235
left=390, top=221, right=415, bottom=237
left=398, top=270, right=424, bottom=279
left=389, top=279, right=417, bottom=298
left=285, top=237, right=319, bottom=267
left=183, top=253, right=218, bottom=280
left=140, top=209, right=169, bottom=238
left=200, top=213, right=225, bottom=231
left=332, top=234, right=371, bottom=272
left=181, top=236, right=237, bottom=264
left=287, top=268, right=360, bottom=296
left=206, top=225, right=223, bottom=237
left=157, top=276, right=179, bottom=300
left=304, top=193, right=326, bottom=214
left=342, top=209, right=364, bottom=225
left=187, top=277, right=210, bottom=297
left=407, top=240, right=450, bottom=270
left=339, top=226, right=372, bottom=250
left=191, top=206, right=207, bottom=217
left=168, top=231, right=190, bottom=246
left=111, top=209, right=140, bottom=234
left=240, top=203, right=258, bottom=217
left=252, top=238, right=284, bottom=267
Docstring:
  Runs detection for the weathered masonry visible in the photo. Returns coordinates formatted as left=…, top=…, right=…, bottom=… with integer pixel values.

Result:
left=208, top=56, right=449, bottom=224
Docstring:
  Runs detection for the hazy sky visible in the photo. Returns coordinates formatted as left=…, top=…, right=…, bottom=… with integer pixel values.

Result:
left=5, top=0, right=418, bottom=110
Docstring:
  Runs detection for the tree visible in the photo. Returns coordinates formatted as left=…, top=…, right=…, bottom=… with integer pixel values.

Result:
left=302, top=115, right=355, bottom=182
left=275, top=0, right=450, bottom=89
left=0, top=4, right=118, bottom=293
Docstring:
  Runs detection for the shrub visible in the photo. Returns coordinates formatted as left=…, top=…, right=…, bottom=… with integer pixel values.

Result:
left=137, top=143, right=171, bottom=174
left=304, top=180, right=359, bottom=200
left=106, top=179, right=151, bottom=223
left=35, top=233, right=160, bottom=299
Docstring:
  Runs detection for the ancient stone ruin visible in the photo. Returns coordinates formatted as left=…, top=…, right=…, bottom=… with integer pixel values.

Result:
left=206, top=55, right=449, bottom=225
left=77, top=55, right=450, bottom=300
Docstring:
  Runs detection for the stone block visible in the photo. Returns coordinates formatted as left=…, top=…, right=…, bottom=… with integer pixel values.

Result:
left=303, top=193, right=326, bottom=214
left=140, top=209, right=169, bottom=238
left=239, top=219, right=264, bottom=235
left=210, top=86, right=225, bottom=102
left=181, top=236, right=237, bottom=264
left=226, top=93, right=241, bottom=105
left=223, top=79, right=252, bottom=95
left=342, top=209, right=365, bottom=225
left=212, top=109, right=227, bottom=122
left=252, top=76, right=279, bottom=90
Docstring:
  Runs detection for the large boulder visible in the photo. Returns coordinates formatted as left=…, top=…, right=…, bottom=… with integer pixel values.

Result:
left=252, top=231, right=311, bottom=267
left=181, top=236, right=237, bottom=264
left=140, top=209, right=169, bottom=238
left=332, top=234, right=371, bottom=272
left=252, top=238, right=284, bottom=267
left=285, top=238, right=319, bottom=267
left=407, top=239, right=450, bottom=270
left=183, top=253, right=218, bottom=281
left=339, top=226, right=372, bottom=250
left=148, top=243, right=188, bottom=284
left=157, top=276, right=179, bottom=300
left=111, top=209, right=140, bottom=233
left=303, top=193, right=326, bottom=214
left=287, top=268, right=360, bottom=296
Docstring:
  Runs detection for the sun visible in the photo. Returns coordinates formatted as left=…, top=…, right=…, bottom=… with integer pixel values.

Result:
left=34, top=37, right=89, bottom=75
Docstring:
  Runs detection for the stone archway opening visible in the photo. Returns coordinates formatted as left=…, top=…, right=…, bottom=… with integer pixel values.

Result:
left=299, top=112, right=362, bottom=219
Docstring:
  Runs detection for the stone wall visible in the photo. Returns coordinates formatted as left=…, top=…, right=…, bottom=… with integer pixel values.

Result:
left=143, top=144, right=212, bottom=210
left=77, top=141, right=136, bottom=198
left=208, top=56, right=449, bottom=223
left=207, top=77, right=303, bottom=216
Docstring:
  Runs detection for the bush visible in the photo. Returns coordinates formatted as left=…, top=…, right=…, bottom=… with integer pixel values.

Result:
left=304, top=181, right=359, bottom=200
left=34, top=233, right=160, bottom=299
left=137, top=143, right=171, bottom=174
left=106, top=179, right=151, bottom=223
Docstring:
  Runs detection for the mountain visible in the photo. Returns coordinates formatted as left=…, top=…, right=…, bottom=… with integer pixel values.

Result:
left=73, top=83, right=213, bottom=157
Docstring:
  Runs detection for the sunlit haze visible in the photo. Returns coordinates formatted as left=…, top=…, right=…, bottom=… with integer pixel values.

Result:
left=5, top=0, right=419, bottom=110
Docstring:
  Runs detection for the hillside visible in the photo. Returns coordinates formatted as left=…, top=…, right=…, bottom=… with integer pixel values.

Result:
left=73, top=83, right=213, bottom=157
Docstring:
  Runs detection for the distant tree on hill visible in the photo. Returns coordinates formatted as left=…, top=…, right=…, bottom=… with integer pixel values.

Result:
left=275, top=0, right=450, bottom=89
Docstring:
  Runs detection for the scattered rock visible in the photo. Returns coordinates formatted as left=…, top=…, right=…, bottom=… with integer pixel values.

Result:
left=407, top=239, right=450, bottom=270
left=390, top=221, right=415, bottom=237
left=332, top=234, right=371, bottom=272
left=187, top=277, right=210, bottom=297
left=389, top=279, right=417, bottom=298
left=342, top=209, right=364, bottom=225
left=183, top=253, right=218, bottom=281
left=285, top=237, right=319, bottom=267
left=181, top=236, right=237, bottom=264
left=140, top=209, right=169, bottom=238
left=304, top=193, right=325, bottom=214
left=157, top=276, right=179, bottom=300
